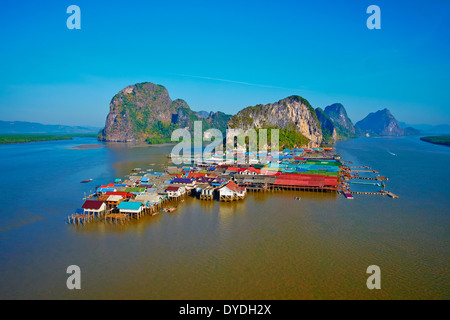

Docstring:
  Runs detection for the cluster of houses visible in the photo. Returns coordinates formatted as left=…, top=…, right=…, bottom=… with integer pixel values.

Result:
left=77, top=165, right=249, bottom=219
left=75, top=148, right=341, bottom=222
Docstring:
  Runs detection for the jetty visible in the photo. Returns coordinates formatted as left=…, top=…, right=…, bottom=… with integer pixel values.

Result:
left=350, top=191, right=386, bottom=196
left=384, top=191, right=399, bottom=199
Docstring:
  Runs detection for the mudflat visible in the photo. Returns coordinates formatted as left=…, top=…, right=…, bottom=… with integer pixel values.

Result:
left=70, top=144, right=104, bottom=150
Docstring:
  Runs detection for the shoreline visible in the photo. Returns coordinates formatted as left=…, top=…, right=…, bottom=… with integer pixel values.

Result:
left=0, top=137, right=73, bottom=145
left=0, top=133, right=98, bottom=145
left=70, top=144, right=104, bottom=150
left=104, top=141, right=176, bottom=148
left=420, top=135, right=450, bottom=147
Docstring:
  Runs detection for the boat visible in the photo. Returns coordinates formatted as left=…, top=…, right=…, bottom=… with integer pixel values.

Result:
left=294, top=197, right=301, bottom=200
left=80, top=179, right=93, bottom=183
left=343, top=192, right=354, bottom=199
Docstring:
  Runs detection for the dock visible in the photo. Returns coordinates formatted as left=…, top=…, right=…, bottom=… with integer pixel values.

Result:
left=350, top=191, right=386, bottom=196
left=340, top=190, right=399, bottom=198
left=385, top=191, right=399, bottom=199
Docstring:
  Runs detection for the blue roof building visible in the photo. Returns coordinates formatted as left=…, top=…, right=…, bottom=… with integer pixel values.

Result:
left=117, top=201, right=142, bottom=213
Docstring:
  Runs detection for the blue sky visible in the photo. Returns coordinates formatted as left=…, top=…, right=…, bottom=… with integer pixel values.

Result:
left=0, top=0, right=449, bottom=127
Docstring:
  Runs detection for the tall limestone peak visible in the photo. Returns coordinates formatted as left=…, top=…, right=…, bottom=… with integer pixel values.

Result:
left=324, top=103, right=356, bottom=134
left=315, top=107, right=337, bottom=144
left=324, top=103, right=357, bottom=141
left=355, top=108, right=405, bottom=136
left=227, top=95, right=323, bottom=147
left=316, top=103, right=357, bottom=144
left=98, top=82, right=231, bottom=142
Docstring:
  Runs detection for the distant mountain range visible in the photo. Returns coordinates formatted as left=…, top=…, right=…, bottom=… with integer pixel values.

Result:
left=0, top=120, right=101, bottom=134
left=398, top=122, right=450, bottom=134
left=197, top=111, right=210, bottom=119
left=354, top=108, right=419, bottom=137
left=98, top=81, right=443, bottom=147
left=5, top=81, right=443, bottom=148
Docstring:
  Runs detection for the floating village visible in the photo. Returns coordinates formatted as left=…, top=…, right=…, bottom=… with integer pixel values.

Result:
left=67, top=147, right=398, bottom=225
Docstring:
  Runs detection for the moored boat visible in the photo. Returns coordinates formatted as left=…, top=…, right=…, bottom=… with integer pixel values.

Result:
left=343, top=192, right=354, bottom=199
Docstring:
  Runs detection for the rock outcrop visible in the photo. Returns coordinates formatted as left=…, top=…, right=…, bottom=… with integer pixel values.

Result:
left=324, top=103, right=357, bottom=138
left=227, top=95, right=322, bottom=147
left=316, top=103, right=357, bottom=143
left=98, top=82, right=231, bottom=142
left=315, top=107, right=337, bottom=144
left=355, top=108, right=405, bottom=136
left=101, top=82, right=414, bottom=146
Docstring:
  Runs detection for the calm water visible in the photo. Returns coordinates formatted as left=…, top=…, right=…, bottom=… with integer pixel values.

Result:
left=0, top=136, right=448, bottom=299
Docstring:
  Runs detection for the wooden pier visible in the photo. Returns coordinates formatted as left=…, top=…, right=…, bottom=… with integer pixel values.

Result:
left=67, top=214, right=96, bottom=225
left=384, top=191, right=399, bottom=198
left=351, top=176, right=388, bottom=181
left=350, top=191, right=386, bottom=196
left=105, top=213, right=130, bottom=224
left=351, top=170, right=379, bottom=173
left=199, top=194, right=214, bottom=200
left=219, top=194, right=246, bottom=202
left=341, top=190, right=399, bottom=198
left=67, top=197, right=176, bottom=226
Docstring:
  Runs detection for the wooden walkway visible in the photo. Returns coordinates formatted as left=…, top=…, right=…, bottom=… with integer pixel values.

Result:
left=341, top=190, right=399, bottom=198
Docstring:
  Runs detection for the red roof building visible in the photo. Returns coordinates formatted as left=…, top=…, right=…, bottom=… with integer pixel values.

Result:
left=187, top=172, right=207, bottom=179
left=226, top=167, right=245, bottom=172
left=81, top=200, right=106, bottom=213
left=99, top=183, right=116, bottom=188
left=165, top=186, right=181, bottom=192
left=82, top=200, right=105, bottom=210
left=104, top=191, right=134, bottom=198
left=243, top=167, right=261, bottom=174
left=222, top=181, right=246, bottom=193
left=273, top=173, right=338, bottom=188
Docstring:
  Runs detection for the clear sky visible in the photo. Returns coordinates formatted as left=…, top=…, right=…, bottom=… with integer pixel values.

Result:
left=0, top=0, right=449, bottom=127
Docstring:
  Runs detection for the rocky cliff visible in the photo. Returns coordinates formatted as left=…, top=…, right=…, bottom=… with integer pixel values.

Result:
left=98, top=82, right=231, bottom=142
left=227, top=95, right=322, bottom=147
left=316, top=103, right=357, bottom=143
left=315, top=107, right=337, bottom=144
left=355, top=108, right=405, bottom=136
left=324, top=103, right=357, bottom=138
